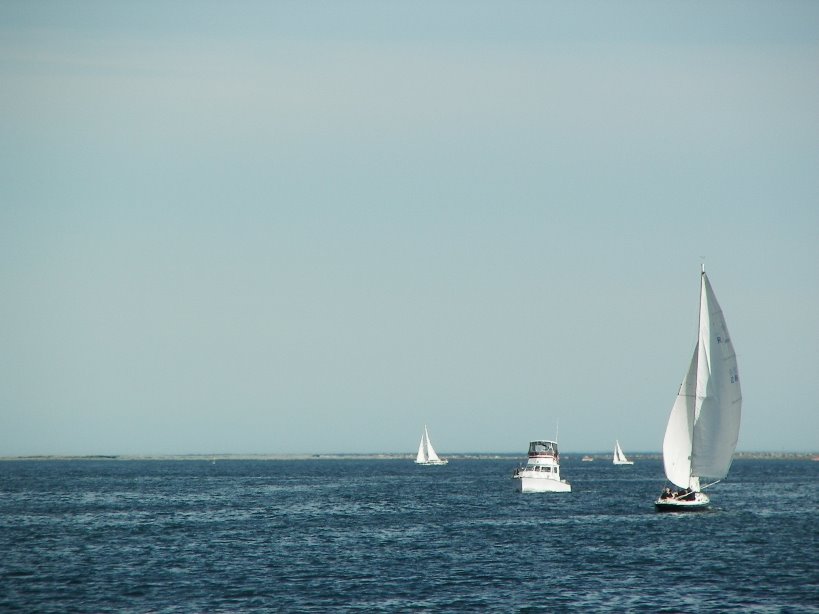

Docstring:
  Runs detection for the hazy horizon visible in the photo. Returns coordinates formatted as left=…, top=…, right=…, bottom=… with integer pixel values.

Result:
left=2, top=2, right=817, bottom=457
left=1, top=448, right=814, bottom=459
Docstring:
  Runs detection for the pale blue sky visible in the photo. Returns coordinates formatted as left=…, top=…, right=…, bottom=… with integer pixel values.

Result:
left=1, top=1, right=817, bottom=455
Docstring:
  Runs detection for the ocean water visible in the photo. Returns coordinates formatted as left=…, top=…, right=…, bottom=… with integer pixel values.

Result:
left=0, top=457, right=816, bottom=612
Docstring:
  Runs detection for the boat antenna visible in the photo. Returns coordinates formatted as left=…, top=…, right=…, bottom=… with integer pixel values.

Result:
left=555, top=419, right=559, bottom=443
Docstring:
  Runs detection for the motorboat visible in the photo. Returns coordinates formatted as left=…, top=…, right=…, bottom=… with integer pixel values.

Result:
left=512, top=440, right=571, bottom=493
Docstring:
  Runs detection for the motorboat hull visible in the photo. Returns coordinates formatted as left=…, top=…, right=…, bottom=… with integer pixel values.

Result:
left=654, top=491, right=710, bottom=512
left=514, top=475, right=572, bottom=493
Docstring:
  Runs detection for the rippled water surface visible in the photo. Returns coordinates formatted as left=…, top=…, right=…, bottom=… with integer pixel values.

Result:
left=1, top=458, right=817, bottom=612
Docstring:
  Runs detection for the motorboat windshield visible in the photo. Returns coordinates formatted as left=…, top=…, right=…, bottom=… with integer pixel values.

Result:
left=528, top=441, right=558, bottom=458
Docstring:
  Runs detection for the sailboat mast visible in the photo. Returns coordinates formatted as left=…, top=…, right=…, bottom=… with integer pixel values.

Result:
left=689, top=265, right=708, bottom=489
left=698, top=263, right=705, bottom=329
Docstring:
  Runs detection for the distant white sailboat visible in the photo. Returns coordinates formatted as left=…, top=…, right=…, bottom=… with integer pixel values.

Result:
left=415, top=425, right=448, bottom=465
left=655, top=267, right=742, bottom=511
left=613, top=440, right=634, bottom=465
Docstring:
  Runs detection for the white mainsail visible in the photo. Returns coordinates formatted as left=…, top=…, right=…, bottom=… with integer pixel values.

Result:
left=662, top=270, right=742, bottom=491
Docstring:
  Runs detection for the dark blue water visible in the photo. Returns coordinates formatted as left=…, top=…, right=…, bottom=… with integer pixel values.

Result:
left=1, top=458, right=816, bottom=612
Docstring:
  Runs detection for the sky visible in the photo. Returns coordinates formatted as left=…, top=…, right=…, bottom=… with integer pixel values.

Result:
left=1, top=1, right=817, bottom=456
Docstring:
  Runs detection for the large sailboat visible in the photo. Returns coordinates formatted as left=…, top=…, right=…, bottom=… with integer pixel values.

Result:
left=655, top=267, right=742, bottom=511
left=415, top=425, right=448, bottom=465
left=613, top=440, right=634, bottom=465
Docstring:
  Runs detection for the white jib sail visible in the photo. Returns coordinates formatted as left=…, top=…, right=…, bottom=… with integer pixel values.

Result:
left=663, top=345, right=697, bottom=489
left=662, top=271, right=742, bottom=490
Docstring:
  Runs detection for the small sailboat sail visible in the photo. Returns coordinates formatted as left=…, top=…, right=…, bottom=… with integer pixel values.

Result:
left=656, top=267, right=742, bottom=511
left=414, top=425, right=448, bottom=465
left=613, top=440, right=634, bottom=465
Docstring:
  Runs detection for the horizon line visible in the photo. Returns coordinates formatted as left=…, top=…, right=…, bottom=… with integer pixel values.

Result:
left=0, top=450, right=815, bottom=461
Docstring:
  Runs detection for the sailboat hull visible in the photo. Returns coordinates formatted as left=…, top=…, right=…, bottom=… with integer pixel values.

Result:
left=415, top=459, right=448, bottom=466
left=654, top=492, right=710, bottom=512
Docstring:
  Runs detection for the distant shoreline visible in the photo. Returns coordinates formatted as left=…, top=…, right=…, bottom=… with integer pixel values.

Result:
left=0, top=451, right=815, bottom=462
